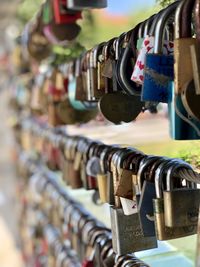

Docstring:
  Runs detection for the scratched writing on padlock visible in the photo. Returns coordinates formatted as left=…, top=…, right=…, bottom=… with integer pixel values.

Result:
left=131, top=36, right=174, bottom=85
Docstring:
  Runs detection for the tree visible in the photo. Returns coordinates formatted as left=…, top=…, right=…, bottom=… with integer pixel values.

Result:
left=156, top=0, right=175, bottom=8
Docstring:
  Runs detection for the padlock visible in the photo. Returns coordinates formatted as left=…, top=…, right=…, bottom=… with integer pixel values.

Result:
left=131, top=10, right=162, bottom=85
left=96, top=43, right=106, bottom=92
left=137, top=156, right=166, bottom=237
left=115, top=26, right=142, bottom=96
left=53, top=0, right=82, bottom=24
left=85, top=142, right=102, bottom=190
left=153, top=160, right=197, bottom=240
left=114, top=148, right=142, bottom=198
left=87, top=145, right=108, bottom=201
left=180, top=0, right=200, bottom=122
left=141, top=2, right=178, bottom=103
left=136, top=21, right=146, bottom=54
left=168, top=81, right=200, bottom=140
left=85, top=50, right=97, bottom=102
left=42, top=1, right=81, bottom=43
left=79, top=140, right=94, bottom=190
left=164, top=162, right=200, bottom=227
left=99, top=39, right=143, bottom=124
left=68, top=62, right=98, bottom=110
left=174, top=0, right=197, bottom=94
left=96, top=146, right=114, bottom=203
left=25, top=16, right=52, bottom=61
left=113, top=148, right=138, bottom=206
left=74, top=56, right=87, bottom=101
left=90, top=44, right=105, bottom=100
left=110, top=206, right=157, bottom=255
left=64, top=138, right=83, bottom=189
left=97, top=173, right=108, bottom=204
left=103, top=147, right=120, bottom=205
left=196, top=204, right=200, bottom=267
left=66, top=0, right=107, bottom=10
left=115, top=149, right=144, bottom=215
left=47, top=69, right=66, bottom=126
left=190, top=0, right=200, bottom=97
left=110, top=151, right=157, bottom=255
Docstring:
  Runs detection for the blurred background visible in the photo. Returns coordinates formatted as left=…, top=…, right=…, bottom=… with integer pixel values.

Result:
left=0, top=0, right=198, bottom=266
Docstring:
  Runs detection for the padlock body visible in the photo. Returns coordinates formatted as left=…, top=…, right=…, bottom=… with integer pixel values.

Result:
left=164, top=188, right=200, bottom=227
left=196, top=207, right=200, bottom=266
left=138, top=181, right=156, bottom=237
left=87, top=175, right=98, bottom=190
left=168, top=82, right=200, bottom=140
left=174, top=38, right=197, bottom=94
left=110, top=207, right=157, bottom=255
left=48, top=102, right=63, bottom=126
left=153, top=198, right=196, bottom=241
left=97, top=174, right=108, bottom=203
left=142, top=54, right=174, bottom=103
left=68, top=160, right=83, bottom=189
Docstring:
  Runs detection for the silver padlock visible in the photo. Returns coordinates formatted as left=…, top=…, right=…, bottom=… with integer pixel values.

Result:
left=110, top=206, right=157, bottom=255
left=153, top=160, right=197, bottom=241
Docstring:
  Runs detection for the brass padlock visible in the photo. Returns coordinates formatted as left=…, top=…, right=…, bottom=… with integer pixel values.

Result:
left=174, top=0, right=197, bottom=94
left=164, top=162, right=200, bottom=228
left=153, top=160, right=197, bottom=241
left=196, top=205, right=200, bottom=267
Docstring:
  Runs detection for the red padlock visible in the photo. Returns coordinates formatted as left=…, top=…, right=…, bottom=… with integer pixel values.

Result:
left=53, top=0, right=82, bottom=24
left=82, top=260, right=94, bottom=267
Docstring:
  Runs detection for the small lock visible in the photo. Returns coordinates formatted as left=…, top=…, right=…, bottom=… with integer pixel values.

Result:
left=110, top=206, right=157, bottom=255
left=168, top=81, right=200, bottom=140
left=53, top=0, right=82, bottom=25
left=174, top=0, right=197, bottom=94
left=131, top=12, right=160, bottom=86
left=153, top=160, right=197, bottom=241
left=164, top=162, right=200, bottom=228
left=137, top=156, right=163, bottom=237
left=142, top=2, right=178, bottom=103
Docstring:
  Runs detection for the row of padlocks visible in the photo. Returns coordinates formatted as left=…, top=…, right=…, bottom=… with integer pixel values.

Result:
left=8, top=0, right=200, bottom=266
left=12, top=118, right=200, bottom=266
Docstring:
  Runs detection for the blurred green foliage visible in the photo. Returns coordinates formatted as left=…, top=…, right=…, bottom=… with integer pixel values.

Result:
left=138, top=140, right=200, bottom=168
left=156, top=0, right=175, bottom=8
left=17, top=0, right=42, bottom=24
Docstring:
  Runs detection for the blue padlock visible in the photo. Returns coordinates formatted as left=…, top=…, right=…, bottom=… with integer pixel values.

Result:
left=142, top=2, right=179, bottom=103
left=168, top=82, right=200, bottom=140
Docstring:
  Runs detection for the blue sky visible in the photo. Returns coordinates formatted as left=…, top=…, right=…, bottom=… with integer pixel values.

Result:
left=106, top=0, right=156, bottom=15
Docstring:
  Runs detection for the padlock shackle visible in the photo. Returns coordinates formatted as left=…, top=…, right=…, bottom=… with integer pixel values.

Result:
left=144, top=14, right=157, bottom=37
left=112, top=148, right=129, bottom=172
left=93, top=42, right=106, bottom=68
left=115, top=32, right=126, bottom=60
left=154, top=159, right=175, bottom=198
left=166, top=161, right=193, bottom=190
left=138, top=20, right=147, bottom=39
left=154, top=1, right=180, bottom=54
left=116, top=148, right=141, bottom=171
left=149, top=10, right=163, bottom=36
left=181, top=0, right=195, bottom=38
left=195, top=0, right=200, bottom=42
left=136, top=155, right=160, bottom=193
